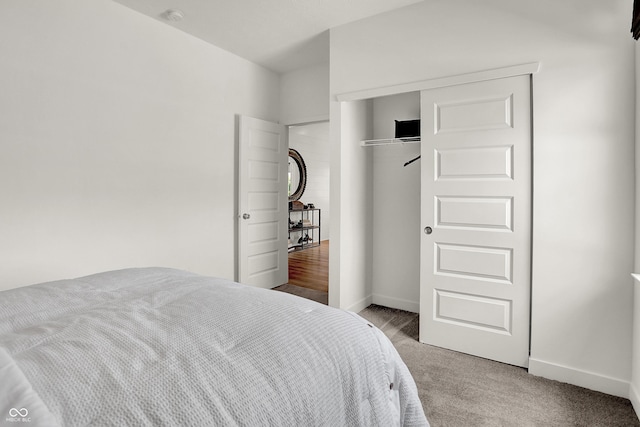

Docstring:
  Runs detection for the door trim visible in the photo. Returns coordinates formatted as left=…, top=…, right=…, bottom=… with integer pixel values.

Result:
left=336, top=62, right=540, bottom=102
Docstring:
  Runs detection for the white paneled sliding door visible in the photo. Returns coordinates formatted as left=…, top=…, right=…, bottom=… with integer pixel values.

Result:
left=420, top=75, right=532, bottom=367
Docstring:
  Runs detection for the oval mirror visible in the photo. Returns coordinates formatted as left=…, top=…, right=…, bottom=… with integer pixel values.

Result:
left=288, top=148, right=307, bottom=201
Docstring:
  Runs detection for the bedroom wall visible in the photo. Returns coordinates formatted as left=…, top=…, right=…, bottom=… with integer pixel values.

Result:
left=280, top=63, right=330, bottom=125
left=632, top=41, right=640, bottom=417
left=371, top=92, right=421, bottom=313
left=0, top=0, right=280, bottom=290
left=288, top=122, right=331, bottom=242
left=328, top=99, right=373, bottom=310
left=330, top=0, right=635, bottom=397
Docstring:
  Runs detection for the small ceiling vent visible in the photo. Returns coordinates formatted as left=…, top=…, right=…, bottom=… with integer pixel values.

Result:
left=163, top=9, right=185, bottom=22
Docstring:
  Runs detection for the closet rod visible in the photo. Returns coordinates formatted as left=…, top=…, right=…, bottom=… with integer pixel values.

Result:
left=403, top=155, right=421, bottom=167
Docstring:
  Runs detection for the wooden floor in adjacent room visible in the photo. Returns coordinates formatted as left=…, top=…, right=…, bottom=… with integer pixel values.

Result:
left=287, top=240, right=329, bottom=293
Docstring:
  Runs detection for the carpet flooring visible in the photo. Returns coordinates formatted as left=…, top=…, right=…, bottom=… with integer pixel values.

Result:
left=271, top=285, right=639, bottom=426
left=358, top=304, right=640, bottom=427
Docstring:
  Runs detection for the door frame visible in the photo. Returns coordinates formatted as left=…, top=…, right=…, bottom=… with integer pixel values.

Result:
left=284, top=119, right=331, bottom=293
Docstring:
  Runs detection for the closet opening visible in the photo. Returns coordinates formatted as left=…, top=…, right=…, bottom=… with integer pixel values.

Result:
left=327, top=94, right=421, bottom=313
left=369, top=91, right=422, bottom=314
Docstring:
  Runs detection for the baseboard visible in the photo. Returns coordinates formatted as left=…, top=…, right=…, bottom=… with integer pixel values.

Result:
left=529, top=357, right=629, bottom=398
left=630, top=382, right=640, bottom=420
left=372, top=294, right=419, bottom=313
left=345, top=294, right=373, bottom=313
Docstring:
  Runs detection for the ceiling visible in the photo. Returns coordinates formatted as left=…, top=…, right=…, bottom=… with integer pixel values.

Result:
left=112, top=0, right=423, bottom=73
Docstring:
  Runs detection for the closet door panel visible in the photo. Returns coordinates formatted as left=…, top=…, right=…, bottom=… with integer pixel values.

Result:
left=420, top=75, right=531, bottom=368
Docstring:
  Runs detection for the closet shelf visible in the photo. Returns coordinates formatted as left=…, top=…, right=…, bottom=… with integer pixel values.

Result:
left=360, top=137, right=421, bottom=147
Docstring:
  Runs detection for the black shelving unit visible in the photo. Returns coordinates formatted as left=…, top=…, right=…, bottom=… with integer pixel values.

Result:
left=288, top=208, right=321, bottom=252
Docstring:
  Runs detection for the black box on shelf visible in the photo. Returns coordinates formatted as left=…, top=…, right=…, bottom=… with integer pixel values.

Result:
left=394, top=119, right=420, bottom=138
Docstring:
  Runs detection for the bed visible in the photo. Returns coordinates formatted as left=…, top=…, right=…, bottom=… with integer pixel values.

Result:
left=0, top=267, right=428, bottom=426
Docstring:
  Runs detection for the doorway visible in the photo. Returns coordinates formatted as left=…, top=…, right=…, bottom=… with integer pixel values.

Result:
left=276, top=121, right=330, bottom=304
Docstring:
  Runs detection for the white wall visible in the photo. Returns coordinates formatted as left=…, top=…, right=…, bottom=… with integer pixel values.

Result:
left=289, top=122, right=331, bottom=242
left=328, top=99, right=373, bottom=310
left=280, top=63, right=330, bottom=125
left=631, top=42, right=640, bottom=417
left=371, top=93, right=421, bottom=313
left=330, top=0, right=635, bottom=397
left=0, top=0, right=280, bottom=290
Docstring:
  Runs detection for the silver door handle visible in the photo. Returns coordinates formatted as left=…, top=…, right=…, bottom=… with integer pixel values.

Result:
left=424, top=226, right=432, bottom=235
left=242, top=213, right=251, bottom=220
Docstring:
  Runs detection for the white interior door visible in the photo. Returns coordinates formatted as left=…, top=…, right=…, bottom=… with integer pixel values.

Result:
left=420, top=75, right=532, bottom=367
left=238, top=116, right=288, bottom=288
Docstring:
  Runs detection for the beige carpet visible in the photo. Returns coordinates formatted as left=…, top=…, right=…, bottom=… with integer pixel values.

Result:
left=358, top=304, right=640, bottom=427
left=271, top=286, right=639, bottom=426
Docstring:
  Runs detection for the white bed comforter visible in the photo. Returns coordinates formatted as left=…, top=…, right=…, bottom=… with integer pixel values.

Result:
left=0, top=267, right=428, bottom=427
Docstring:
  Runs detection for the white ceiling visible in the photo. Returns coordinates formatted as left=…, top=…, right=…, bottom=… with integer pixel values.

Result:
left=112, top=0, right=423, bottom=73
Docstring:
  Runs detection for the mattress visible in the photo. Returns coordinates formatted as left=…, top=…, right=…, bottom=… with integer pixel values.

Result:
left=0, top=267, right=428, bottom=426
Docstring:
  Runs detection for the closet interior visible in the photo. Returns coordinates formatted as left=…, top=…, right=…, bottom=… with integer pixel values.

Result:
left=367, top=91, right=421, bottom=313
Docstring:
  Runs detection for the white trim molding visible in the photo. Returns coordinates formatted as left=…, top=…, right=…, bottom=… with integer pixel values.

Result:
left=345, top=294, right=373, bottom=313
left=336, top=62, right=541, bottom=102
left=529, top=357, right=629, bottom=398
left=631, top=382, right=640, bottom=419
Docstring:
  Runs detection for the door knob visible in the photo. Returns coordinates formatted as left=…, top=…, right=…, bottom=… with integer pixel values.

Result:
left=424, top=226, right=432, bottom=235
left=242, top=213, right=251, bottom=220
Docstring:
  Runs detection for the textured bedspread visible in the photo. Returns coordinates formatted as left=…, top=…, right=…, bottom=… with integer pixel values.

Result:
left=0, top=267, right=428, bottom=426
